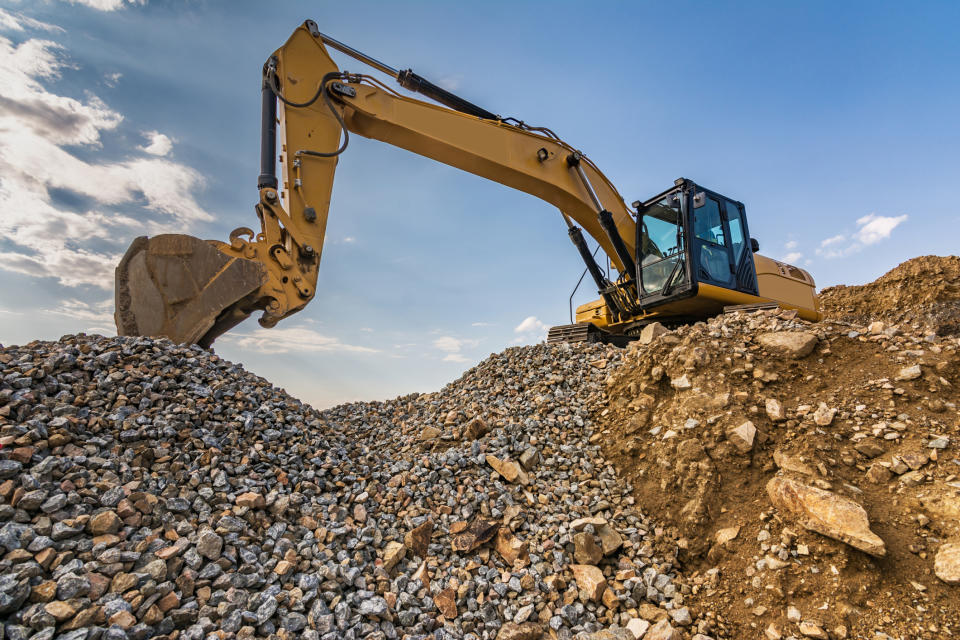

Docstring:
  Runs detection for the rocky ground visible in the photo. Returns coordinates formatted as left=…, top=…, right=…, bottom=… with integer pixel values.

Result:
left=1, top=255, right=958, bottom=640
left=819, top=255, right=960, bottom=336
left=600, top=308, right=959, bottom=640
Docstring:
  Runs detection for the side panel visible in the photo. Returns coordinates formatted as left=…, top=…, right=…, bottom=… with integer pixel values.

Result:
left=753, top=254, right=822, bottom=321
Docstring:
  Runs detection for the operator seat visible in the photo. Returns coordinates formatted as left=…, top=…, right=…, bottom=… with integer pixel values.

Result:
left=700, top=243, right=730, bottom=283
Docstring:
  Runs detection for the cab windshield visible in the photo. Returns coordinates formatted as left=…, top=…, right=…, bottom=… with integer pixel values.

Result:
left=639, top=195, right=686, bottom=296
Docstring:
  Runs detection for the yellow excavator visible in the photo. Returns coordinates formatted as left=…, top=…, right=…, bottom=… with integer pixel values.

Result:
left=114, top=20, right=821, bottom=348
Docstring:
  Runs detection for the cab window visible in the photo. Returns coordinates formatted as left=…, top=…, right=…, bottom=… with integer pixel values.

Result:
left=639, top=196, right=686, bottom=295
left=694, top=196, right=733, bottom=285
left=725, top=200, right=746, bottom=262
left=694, top=198, right=724, bottom=245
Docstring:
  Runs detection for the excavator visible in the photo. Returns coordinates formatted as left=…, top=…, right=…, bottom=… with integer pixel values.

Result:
left=114, top=20, right=821, bottom=348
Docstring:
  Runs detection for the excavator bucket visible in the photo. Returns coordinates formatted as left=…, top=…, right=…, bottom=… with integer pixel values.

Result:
left=114, top=235, right=267, bottom=347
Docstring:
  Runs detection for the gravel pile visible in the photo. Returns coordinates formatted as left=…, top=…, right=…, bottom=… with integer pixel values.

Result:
left=0, top=335, right=692, bottom=640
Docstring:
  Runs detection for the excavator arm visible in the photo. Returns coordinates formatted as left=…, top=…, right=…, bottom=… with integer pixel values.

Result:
left=115, top=20, right=641, bottom=346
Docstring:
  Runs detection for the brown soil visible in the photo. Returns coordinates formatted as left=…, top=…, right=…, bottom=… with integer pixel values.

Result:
left=595, top=256, right=960, bottom=639
left=819, top=255, right=960, bottom=336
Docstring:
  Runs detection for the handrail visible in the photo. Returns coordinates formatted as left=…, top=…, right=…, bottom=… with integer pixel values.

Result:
left=568, top=243, right=603, bottom=324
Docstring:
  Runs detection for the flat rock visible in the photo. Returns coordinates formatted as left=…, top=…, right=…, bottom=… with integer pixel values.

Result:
left=420, top=425, right=441, bottom=439
left=626, top=618, right=651, bottom=639
left=798, top=620, right=828, bottom=639
left=727, top=420, right=756, bottom=453
left=934, top=542, right=960, bottom=584
left=497, top=622, right=544, bottom=640
left=573, top=532, right=603, bottom=564
left=715, top=525, right=740, bottom=545
left=570, top=516, right=607, bottom=531
left=381, top=541, right=406, bottom=571
left=767, top=475, right=886, bottom=556
left=495, top=529, right=529, bottom=566
left=571, top=564, right=607, bottom=601
left=639, top=322, right=671, bottom=344
left=765, top=398, right=786, bottom=422
left=896, top=364, right=922, bottom=381
left=486, top=454, right=527, bottom=484
left=597, top=524, right=622, bottom=555
left=575, top=630, right=634, bottom=640
left=773, top=449, right=814, bottom=476
left=645, top=619, right=681, bottom=640
left=44, top=600, right=77, bottom=621
left=435, top=586, right=457, bottom=618
left=235, top=491, right=265, bottom=508
left=757, top=331, right=818, bottom=358
left=451, top=517, right=499, bottom=553
left=87, top=510, right=121, bottom=536
left=854, top=439, right=885, bottom=458
left=463, top=416, right=490, bottom=440
left=405, top=519, right=433, bottom=559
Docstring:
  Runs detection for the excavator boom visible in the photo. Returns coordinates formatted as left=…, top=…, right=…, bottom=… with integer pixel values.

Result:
left=116, top=20, right=821, bottom=347
left=115, top=20, right=638, bottom=345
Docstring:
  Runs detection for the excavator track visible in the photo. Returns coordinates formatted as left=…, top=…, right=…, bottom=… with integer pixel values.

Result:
left=547, top=322, right=634, bottom=347
left=547, top=323, right=597, bottom=345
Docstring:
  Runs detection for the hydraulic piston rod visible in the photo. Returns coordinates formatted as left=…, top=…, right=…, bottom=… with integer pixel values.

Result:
left=567, top=153, right=637, bottom=282
left=303, top=19, right=498, bottom=121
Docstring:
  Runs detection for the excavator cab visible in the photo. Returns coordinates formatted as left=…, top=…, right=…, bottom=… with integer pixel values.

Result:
left=562, top=177, right=819, bottom=342
left=636, top=179, right=759, bottom=306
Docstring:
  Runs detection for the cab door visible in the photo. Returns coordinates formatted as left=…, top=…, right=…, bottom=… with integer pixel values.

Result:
left=691, top=193, right=759, bottom=295
left=691, top=195, right=736, bottom=288
left=721, top=198, right=759, bottom=295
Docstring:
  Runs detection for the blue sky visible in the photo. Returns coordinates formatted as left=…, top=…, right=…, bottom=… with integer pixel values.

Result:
left=1, top=0, right=957, bottom=407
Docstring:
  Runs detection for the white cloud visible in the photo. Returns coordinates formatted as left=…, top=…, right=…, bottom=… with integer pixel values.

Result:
left=433, top=336, right=465, bottom=353
left=0, top=34, right=215, bottom=289
left=60, top=0, right=147, bottom=11
left=782, top=252, right=803, bottom=263
left=513, top=315, right=548, bottom=345
left=224, top=326, right=378, bottom=355
left=139, top=130, right=172, bottom=156
left=815, top=213, right=907, bottom=259
left=0, top=8, right=64, bottom=33
left=784, top=240, right=798, bottom=250
left=432, top=335, right=478, bottom=363
left=471, top=321, right=493, bottom=327
left=103, top=72, right=122, bottom=87
left=43, top=298, right=115, bottom=334
left=514, top=316, right=548, bottom=334
left=854, top=213, right=907, bottom=245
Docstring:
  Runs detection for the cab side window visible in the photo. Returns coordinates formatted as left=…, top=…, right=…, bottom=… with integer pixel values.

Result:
left=693, top=196, right=732, bottom=285
left=694, top=198, right=724, bottom=245
left=725, top=200, right=746, bottom=262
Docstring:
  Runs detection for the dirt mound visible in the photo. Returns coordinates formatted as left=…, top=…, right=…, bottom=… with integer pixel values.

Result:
left=598, top=309, right=960, bottom=639
left=819, top=255, right=960, bottom=335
